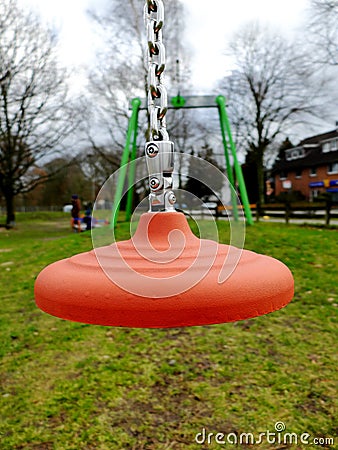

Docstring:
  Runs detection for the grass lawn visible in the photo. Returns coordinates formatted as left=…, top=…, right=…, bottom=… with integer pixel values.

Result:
left=0, top=212, right=337, bottom=449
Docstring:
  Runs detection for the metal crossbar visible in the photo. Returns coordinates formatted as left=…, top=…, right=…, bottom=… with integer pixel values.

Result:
left=111, top=95, right=253, bottom=226
left=133, top=95, right=223, bottom=110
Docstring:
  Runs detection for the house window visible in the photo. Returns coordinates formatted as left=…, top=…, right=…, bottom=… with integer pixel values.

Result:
left=279, top=171, right=287, bottom=180
left=295, top=169, right=302, bottom=179
left=323, top=139, right=338, bottom=153
left=310, top=167, right=317, bottom=177
left=323, top=142, right=331, bottom=153
left=285, top=147, right=306, bottom=161
left=328, top=162, right=338, bottom=174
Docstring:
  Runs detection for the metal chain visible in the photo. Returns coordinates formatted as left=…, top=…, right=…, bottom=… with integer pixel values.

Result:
left=144, top=0, right=169, bottom=141
left=144, top=0, right=175, bottom=213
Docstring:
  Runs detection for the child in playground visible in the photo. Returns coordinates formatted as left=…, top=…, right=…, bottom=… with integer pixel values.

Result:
left=71, top=194, right=82, bottom=232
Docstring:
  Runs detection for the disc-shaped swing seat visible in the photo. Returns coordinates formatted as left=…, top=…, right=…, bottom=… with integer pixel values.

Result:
left=35, top=212, right=294, bottom=328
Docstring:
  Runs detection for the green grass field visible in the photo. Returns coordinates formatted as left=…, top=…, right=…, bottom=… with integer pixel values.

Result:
left=0, top=212, right=337, bottom=449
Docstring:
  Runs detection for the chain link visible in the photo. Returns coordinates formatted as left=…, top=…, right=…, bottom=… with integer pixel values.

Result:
left=144, top=0, right=169, bottom=141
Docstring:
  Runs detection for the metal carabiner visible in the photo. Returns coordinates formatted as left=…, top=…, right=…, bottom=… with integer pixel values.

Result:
left=145, top=140, right=175, bottom=211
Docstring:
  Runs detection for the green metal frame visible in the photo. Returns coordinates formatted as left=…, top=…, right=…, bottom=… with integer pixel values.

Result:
left=216, top=95, right=253, bottom=225
left=111, top=97, right=141, bottom=228
left=112, top=94, right=253, bottom=226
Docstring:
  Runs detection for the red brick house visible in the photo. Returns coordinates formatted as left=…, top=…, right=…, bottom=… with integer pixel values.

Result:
left=271, top=128, right=338, bottom=202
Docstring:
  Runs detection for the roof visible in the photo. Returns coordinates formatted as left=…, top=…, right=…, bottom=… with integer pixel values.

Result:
left=271, top=128, right=338, bottom=174
left=300, top=129, right=338, bottom=145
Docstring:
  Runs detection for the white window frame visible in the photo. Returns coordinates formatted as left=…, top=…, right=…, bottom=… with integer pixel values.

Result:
left=327, top=162, right=338, bottom=174
left=322, top=139, right=338, bottom=153
left=331, top=139, right=338, bottom=151
left=323, top=142, right=331, bottom=153
left=295, top=169, right=302, bottom=179
left=285, top=147, right=305, bottom=161
left=309, top=167, right=317, bottom=177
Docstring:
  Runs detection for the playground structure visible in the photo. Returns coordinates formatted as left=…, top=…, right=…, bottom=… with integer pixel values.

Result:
left=34, top=0, right=293, bottom=329
left=112, top=94, right=254, bottom=227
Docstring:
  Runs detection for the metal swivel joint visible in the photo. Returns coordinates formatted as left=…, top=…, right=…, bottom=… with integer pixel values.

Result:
left=145, top=140, right=176, bottom=212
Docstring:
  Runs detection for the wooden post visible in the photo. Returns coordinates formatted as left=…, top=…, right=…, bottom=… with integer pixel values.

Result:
left=325, top=198, right=332, bottom=226
left=285, top=201, right=291, bottom=225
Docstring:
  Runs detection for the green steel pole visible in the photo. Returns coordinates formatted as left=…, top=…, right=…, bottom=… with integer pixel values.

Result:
left=125, top=98, right=141, bottom=222
left=216, top=95, right=253, bottom=225
left=216, top=97, right=239, bottom=221
left=111, top=98, right=141, bottom=228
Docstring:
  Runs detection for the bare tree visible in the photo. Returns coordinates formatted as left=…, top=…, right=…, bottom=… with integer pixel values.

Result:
left=307, top=0, right=338, bottom=66
left=0, top=0, right=79, bottom=227
left=40, top=156, right=92, bottom=208
left=219, top=22, right=329, bottom=208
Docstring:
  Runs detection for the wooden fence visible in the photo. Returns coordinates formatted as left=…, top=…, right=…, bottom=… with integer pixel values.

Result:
left=217, top=201, right=338, bottom=225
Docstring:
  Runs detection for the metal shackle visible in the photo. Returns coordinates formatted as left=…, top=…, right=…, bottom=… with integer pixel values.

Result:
left=145, top=140, right=175, bottom=212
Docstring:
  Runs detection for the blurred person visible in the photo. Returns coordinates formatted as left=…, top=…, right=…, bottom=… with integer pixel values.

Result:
left=71, top=194, right=81, bottom=232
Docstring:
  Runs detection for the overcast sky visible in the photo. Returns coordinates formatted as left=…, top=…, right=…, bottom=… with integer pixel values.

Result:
left=17, top=0, right=310, bottom=91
